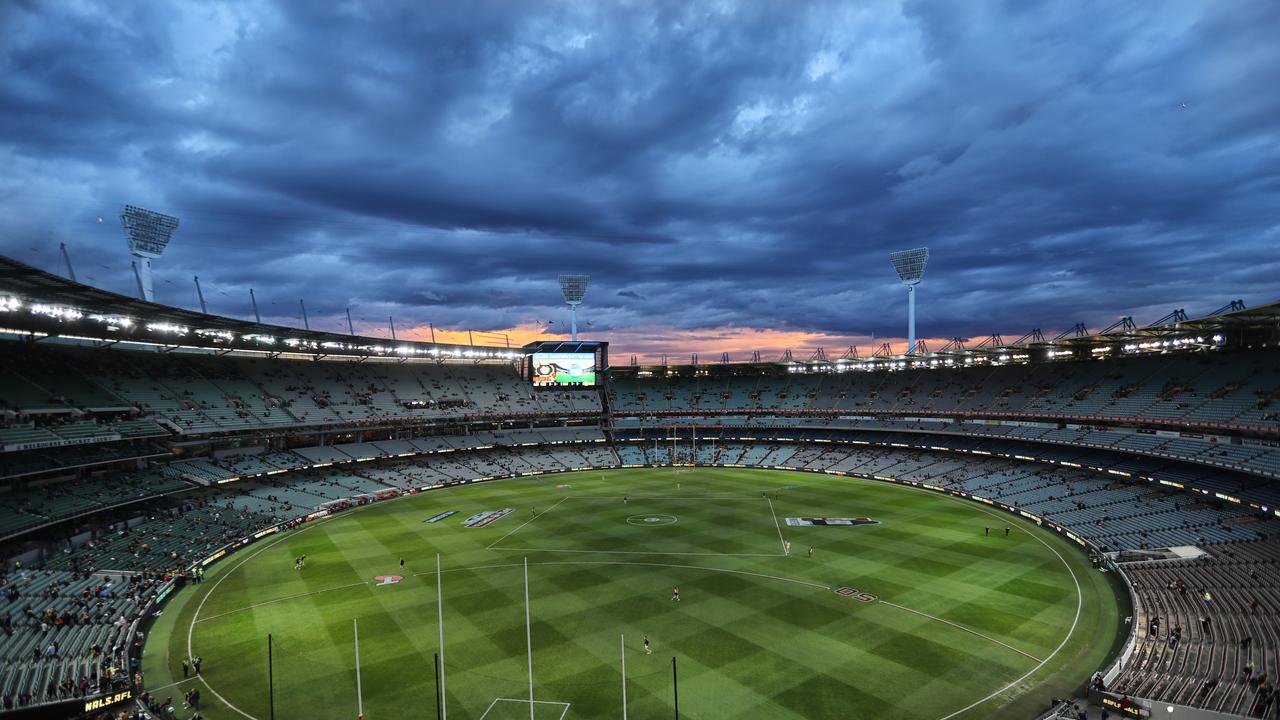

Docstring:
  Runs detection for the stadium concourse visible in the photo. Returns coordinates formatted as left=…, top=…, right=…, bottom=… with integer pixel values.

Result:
left=0, top=259, right=1279, bottom=718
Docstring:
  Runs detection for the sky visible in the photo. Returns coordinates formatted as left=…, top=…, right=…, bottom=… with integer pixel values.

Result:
left=1, top=1, right=1278, bottom=362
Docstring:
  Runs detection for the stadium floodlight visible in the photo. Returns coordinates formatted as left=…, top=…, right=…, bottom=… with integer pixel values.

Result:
left=558, top=274, right=590, bottom=341
left=889, top=247, right=929, bottom=355
left=120, top=205, right=180, bottom=302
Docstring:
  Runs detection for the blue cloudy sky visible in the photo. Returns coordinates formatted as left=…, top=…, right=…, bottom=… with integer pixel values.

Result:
left=1, top=1, right=1277, bottom=359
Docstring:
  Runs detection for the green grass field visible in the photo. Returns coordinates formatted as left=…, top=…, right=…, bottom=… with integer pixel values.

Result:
left=142, top=468, right=1126, bottom=720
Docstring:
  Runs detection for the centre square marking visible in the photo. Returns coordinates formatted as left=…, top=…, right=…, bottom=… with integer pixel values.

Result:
left=626, top=513, right=678, bottom=526
left=488, top=495, right=787, bottom=556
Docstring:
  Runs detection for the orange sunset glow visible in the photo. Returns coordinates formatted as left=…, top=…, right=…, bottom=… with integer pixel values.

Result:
left=396, top=321, right=954, bottom=364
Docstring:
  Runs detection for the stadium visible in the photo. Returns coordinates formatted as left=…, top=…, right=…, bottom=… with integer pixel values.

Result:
left=0, top=252, right=1277, bottom=720
left=4, top=3, right=1280, bottom=720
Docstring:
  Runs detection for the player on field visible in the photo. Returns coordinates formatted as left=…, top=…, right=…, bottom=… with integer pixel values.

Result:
left=671, top=586, right=680, bottom=602
left=400, top=557, right=405, bottom=569
left=643, top=636, right=651, bottom=655
left=808, top=546, right=814, bottom=558
left=1004, top=528, right=1010, bottom=537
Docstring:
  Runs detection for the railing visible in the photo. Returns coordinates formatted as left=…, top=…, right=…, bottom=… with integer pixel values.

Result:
left=610, top=406, right=1280, bottom=437
left=1101, top=562, right=1140, bottom=687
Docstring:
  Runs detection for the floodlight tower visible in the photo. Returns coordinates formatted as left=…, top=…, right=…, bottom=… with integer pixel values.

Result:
left=889, top=247, right=930, bottom=355
left=120, top=205, right=180, bottom=302
left=557, top=274, right=590, bottom=341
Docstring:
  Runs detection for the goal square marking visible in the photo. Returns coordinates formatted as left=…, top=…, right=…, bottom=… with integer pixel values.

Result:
left=479, top=697, right=571, bottom=720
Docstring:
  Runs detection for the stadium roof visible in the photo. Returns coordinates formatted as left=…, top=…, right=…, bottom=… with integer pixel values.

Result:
left=614, top=297, right=1280, bottom=374
left=3, top=254, right=1276, bottom=369
left=0, top=255, right=521, bottom=362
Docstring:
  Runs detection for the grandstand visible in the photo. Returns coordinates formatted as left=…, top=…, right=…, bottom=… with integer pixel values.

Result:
left=1, top=256, right=1279, bottom=719
left=1111, top=540, right=1280, bottom=714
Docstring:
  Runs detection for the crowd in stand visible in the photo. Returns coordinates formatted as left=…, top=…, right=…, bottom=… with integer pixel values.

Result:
left=610, top=348, right=1280, bottom=427
left=2, top=339, right=1279, bottom=717
left=0, top=565, right=153, bottom=711
left=1115, top=540, right=1280, bottom=716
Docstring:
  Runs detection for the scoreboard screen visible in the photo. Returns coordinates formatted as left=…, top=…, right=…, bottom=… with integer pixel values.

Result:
left=529, top=352, right=598, bottom=387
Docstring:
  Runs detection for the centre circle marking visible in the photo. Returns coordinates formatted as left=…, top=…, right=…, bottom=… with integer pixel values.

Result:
left=626, top=513, right=677, bottom=526
left=185, top=470, right=1082, bottom=720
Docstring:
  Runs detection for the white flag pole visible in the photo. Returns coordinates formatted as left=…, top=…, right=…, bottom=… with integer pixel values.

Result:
left=525, top=557, right=535, bottom=720
left=438, top=554, right=447, bottom=720
left=354, top=618, right=364, bottom=720
left=620, top=634, right=628, bottom=720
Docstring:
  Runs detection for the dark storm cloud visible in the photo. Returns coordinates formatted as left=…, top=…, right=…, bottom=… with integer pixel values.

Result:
left=1, top=0, right=1278, bottom=352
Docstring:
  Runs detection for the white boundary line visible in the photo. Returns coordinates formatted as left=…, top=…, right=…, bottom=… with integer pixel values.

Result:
left=180, top=467, right=1085, bottom=720
left=180, top=471, right=592, bottom=720
left=194, top=581, right=369, bottom=624
left=889, top=483, right=1085, bottom=720
left=487, top=496, right=569, bottom=550
left=181, top=472, right=796, bottom=719
left=147, top=677, right=198, bottom=693
left=766, top=496, right=789, bottom=556
left=700, top=471, right=1088, bottom=718
left=879, top=600, right=1043, bottom=663
left=185, top=515, right=337, bottom=720
left=479, top=698, right=571, bottom=720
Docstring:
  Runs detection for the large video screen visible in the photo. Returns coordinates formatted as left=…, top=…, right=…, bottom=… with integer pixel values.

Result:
left=529, top=352, right=598, bottom=387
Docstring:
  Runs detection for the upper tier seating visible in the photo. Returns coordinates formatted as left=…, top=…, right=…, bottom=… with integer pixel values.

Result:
left=0, top=344, right=601, bottom=434
left=0, top=471, right=191, bottom=540
left=610, top=348, right=1280, bottom=430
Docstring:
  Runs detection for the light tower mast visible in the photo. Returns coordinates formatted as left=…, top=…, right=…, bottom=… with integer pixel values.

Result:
left=558, top=274, right=590, bottom=341
left=889, top=247, right=930, bottom=355
left=120, top=205, right=179, bottom=302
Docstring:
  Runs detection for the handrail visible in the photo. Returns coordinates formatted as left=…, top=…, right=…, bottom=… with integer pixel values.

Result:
left=609, top=406, right=1280, bottom=437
